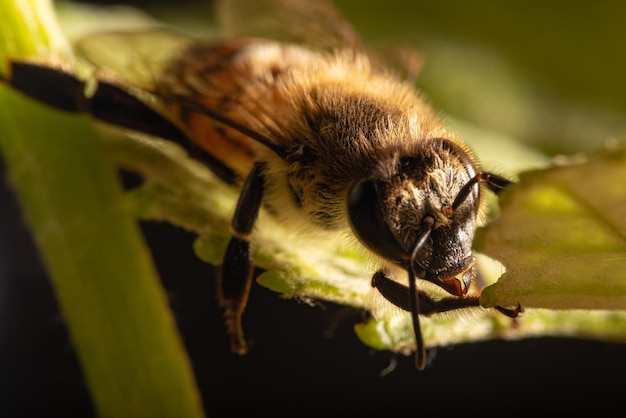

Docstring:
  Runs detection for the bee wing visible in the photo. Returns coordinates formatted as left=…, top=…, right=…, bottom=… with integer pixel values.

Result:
left=75, top=28, right=195, bottom=92
left=215, top=0, right=423, bottom=82
left=215, top=0, right=366, bottom=53
left=369, top=41, right=425, bottom=84
left=76, top=28, right=287, bottom=178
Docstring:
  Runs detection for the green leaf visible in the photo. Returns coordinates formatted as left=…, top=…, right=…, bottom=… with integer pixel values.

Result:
left=478, top=147, right=626, bottom=310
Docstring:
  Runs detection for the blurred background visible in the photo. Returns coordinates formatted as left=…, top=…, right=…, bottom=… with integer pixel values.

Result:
left=2, top=0, right=626, bottom=416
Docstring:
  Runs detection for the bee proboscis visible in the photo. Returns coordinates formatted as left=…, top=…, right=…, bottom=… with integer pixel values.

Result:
left=3, top=0, right=521, bottom=369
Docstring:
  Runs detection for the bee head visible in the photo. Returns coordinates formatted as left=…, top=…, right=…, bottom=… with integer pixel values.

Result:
left=347, top=138, right=482, bottom=296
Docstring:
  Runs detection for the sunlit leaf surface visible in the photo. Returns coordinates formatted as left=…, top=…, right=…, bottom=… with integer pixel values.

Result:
left=478, top=147, right=626, bottom=310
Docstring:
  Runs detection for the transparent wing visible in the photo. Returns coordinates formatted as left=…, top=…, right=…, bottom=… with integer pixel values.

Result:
left=75, top=28, right=257, bottom=131
left=75, top=28, right=196, bottom=92
left=215, top=0, right=423, bottom=82
left=214, top=0, right=366, bottom=53
left=76, top=2, right=420, bottom=90
left=370, top=40, right=425, bottom=84
left=75, top=28, right=288, bottom=176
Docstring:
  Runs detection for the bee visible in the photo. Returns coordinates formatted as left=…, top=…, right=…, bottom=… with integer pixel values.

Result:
left=4, top=0, right=521, bottom=369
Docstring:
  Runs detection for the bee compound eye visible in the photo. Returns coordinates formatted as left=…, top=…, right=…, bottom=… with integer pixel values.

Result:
left=347, top=178, right=406, bottom=263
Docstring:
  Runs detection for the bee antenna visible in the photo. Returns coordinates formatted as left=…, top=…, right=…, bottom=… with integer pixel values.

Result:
left=449, top=172, right=513, bottom=213
left=407, top=215, right=435, bottom=370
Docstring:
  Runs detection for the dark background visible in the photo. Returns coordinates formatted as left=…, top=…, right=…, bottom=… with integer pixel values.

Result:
left=3, top=0, right=626, bottom=416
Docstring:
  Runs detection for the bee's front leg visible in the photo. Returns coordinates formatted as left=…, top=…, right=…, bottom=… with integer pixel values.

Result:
left=372, top=270, right=518, bottom=316
left=218, top=162, right=265, bottom=355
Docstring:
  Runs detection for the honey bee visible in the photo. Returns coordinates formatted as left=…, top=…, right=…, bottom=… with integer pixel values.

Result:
left=4, top=0, right=521, bottom=369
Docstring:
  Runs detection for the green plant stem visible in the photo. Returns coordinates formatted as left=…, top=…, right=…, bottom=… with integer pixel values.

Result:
left=0, top=1, right=205, bottom=417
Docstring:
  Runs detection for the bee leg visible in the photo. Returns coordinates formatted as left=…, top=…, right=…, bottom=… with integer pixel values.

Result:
left=494, top=303, right=524, bottom=318
left=5, top=61, right=189, bottom=142
left=372, top=271, right=481, bottom=314
left=4, top=61, right=247, bottom=184
left=372, top=271, right=522, bottom=317
left=217, top=162, right=265, bottom=355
